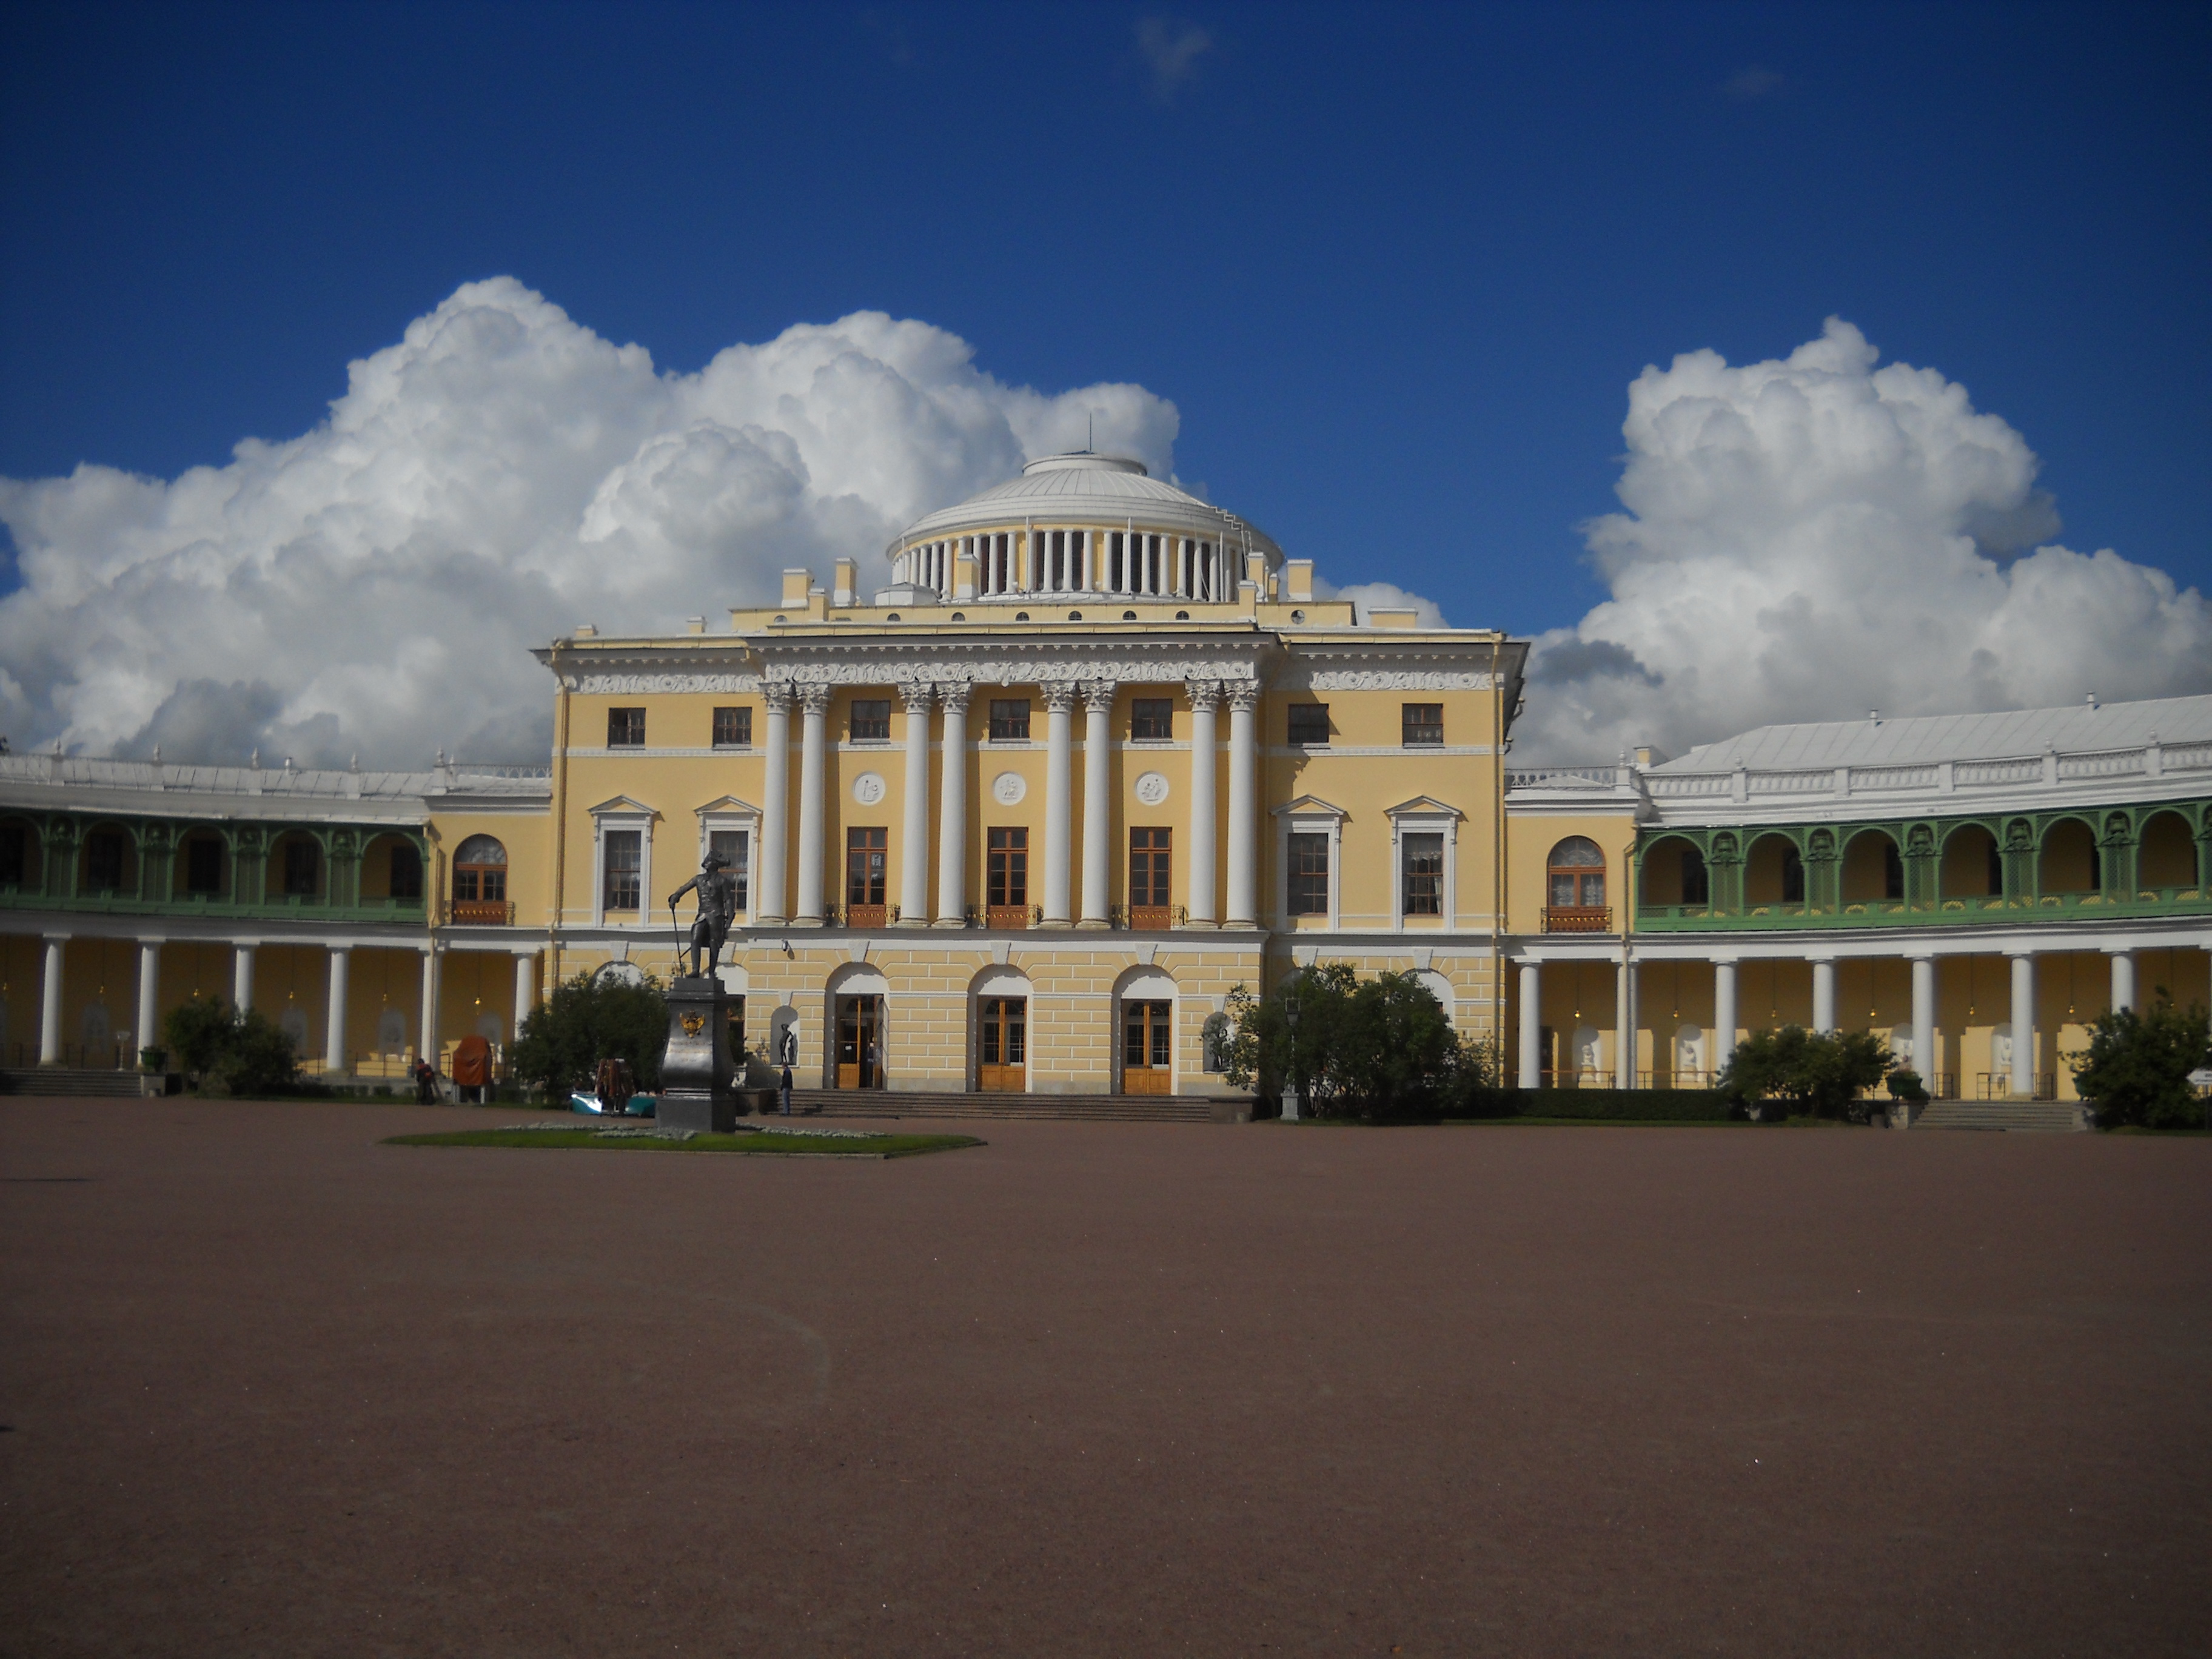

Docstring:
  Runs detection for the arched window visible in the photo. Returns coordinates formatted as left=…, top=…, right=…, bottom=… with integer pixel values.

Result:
left=1547, top=837, right=1604, bottom=906
left=451, top=834, right=508, bottom=922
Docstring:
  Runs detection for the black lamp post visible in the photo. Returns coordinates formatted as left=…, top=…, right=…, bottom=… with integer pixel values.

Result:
left=1281, top=978, right=1301, bottom=1122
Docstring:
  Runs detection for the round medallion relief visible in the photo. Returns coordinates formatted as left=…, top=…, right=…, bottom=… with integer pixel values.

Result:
left=852, top=771, right=886, bottom=806
left=1134, top=771, right=1170, bottom=806
left=991, top=771, right=1027, bottom=805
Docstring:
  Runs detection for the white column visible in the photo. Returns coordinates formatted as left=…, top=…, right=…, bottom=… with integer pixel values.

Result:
left=1517, top=960, right=1542, bottom=1089
left=1079, top=680, right=1114, bottom=927
left=136, top=940, right=162, bottom=1061
left=38, top=934, right=65, bottom=1065
left=1616, top=959, right=1637, bottom=1089
left=1911, top=956, right=1936, bottom=1093
left=2009, top=951, right=2036, bottom=1096
left=1041, top=682, right=1076, bottom=926
left=2108, top=948, right=2136, bottom=1014
left=899, top=682, right=934, bottom=926
left=1811, top=957, right=1837, bottom=1033
left=1225, top=683, right=1259, bottom=928
left=418, top=946, right=440, bottom=1068
left=324, top=946, right=350, bottom=1075
left=232, top=942, right=256, bottom=1013
left=757, top=683, right=792, bottom=926
left=794, top=683, right=830, bottom=925
left=934, top=683, right=971, bottom=927
left=1185, top=681, right=1219, bottom=927
left=1713, top=959, right=1738, bottom=1076
left=513, top=951, right=538, bottom=1029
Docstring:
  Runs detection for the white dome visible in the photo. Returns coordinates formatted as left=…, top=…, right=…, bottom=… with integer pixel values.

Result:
left=888, top=453, right=1281, bottom=566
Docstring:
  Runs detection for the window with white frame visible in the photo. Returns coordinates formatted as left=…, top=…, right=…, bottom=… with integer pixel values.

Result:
left=1386, top=799, right=1462, bottom=930
left=589, top=797, right=655, bottom=924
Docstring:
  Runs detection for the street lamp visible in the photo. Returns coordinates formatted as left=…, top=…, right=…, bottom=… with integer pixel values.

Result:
left=1280, top=979, right=1301, bottom=1122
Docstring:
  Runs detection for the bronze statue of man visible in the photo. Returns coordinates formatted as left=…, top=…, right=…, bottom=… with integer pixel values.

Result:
left=668, top=850, right=739, bottom=979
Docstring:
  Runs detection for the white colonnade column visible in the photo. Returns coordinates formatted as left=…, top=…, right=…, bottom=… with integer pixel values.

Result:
left=934, top=683, right=971, bottom=926
left=324, top=946, right=350, bottom=1075
left=232, top=942, right=256, bottom=1013
left=1184, top=681, right=1219, bottom=927
left=418, top=945, right=440, bottom=1070
left=1615, top=958, right=1637, bottom=1089
left=899, top=682, right=934, bottom=926
left=757, top=683, right=792, bottom=926
left=1225, top=683, right=1260, bottom=928
left=1041, top=683, right=1077, bottom=926
left=136, top=939, right=162, bottom=1060
left=1811, top=957, right=1837, bottom=1033
left=794, top=683, right=830, bottom=925
left=1712, top=959, right=1738, bottom=1077
left=1910, top=955, right=1937, bottom=1097
left=1517, top=960, right=1543, bottom=1090
left=2009, top=951, right=2037, bottom=1096
left=38, top=934, right=65, bottom=1065
left=2107, top=948, right=2136, bottom=1014
left=513, top=951, right=538, bottom=1029
left=1079, top=680, right=1114, bottom=927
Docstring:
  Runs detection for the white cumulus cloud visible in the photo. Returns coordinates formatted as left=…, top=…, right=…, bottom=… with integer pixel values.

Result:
left=0, top=280, right=1181, bottom=766
left=1512, top=317, right=2212, bottom=761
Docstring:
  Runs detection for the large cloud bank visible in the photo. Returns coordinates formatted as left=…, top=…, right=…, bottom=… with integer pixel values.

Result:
left=1517, top=318, right=2212, bottom=760
left=0, top=279, right=1177, bottom=765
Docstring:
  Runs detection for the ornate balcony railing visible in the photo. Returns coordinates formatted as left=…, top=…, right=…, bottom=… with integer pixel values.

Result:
left=446, top=899, right=515, bottom=926
left=1542, top=905, right=1612, bottom=933
left=1635, top=883, right=2208, bottom=931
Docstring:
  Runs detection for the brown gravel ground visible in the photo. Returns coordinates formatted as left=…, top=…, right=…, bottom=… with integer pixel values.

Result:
left=1, top=1098, right=2207, bottom=1658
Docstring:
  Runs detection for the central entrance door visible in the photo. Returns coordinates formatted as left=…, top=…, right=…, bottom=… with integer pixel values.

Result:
left=1122, top=999, right=1173, bottom=1094
left=977, top=996, right=1027, bottom=1091
left=835, top=994, right=881, bottom=1088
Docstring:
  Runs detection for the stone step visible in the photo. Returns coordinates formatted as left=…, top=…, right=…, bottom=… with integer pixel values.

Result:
left=1915, top=1099, right=2085, bottom=1133
left=778, top=1088, right=1224, bottom=1124
left=0, top=1068, right=152, bottom=1099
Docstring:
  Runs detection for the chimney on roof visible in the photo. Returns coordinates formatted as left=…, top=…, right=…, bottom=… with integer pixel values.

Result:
left=2086, top=692, right=2099, bottom=709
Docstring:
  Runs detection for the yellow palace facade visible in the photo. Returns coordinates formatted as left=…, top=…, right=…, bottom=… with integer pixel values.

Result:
left=2, top=451, right=2207, bottom=1107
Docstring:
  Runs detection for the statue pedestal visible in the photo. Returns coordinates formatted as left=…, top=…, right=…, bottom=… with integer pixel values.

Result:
left=660, top=976, right=736, bottom=1133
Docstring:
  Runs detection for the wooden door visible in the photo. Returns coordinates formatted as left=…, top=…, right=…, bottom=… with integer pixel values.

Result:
left=1122, top=999, right=1172, bottom=1095
left=977, top=997, right=1026, bottom=1092
left=836, top=995, right=880, bottom=1088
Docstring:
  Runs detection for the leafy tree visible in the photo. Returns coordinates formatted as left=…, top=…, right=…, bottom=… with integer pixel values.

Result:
left=1717, top=1025, right=1892, bottom=1123
left=160, top=997, right=303, bottom=1096
left=1223, top=964, right=1467, bottom=1118
left=2068, top=993, right=2210, bottom=1129
left=511, top=970, right=669, bottom=1101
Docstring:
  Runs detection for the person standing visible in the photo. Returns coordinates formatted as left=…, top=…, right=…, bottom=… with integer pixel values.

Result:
left=779, top=1057, right=793, bottom=1117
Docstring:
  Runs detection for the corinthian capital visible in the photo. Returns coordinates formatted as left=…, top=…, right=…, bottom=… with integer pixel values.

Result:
left=1225, top=680, right=1262, bottom=714
left=1185, top=679, right=1221, bottom=714
left=798, top=683, right=833, bottom=716
left=936, top=680, right=973, bottom=714
left=1039, top=680, right=1080, bottom=714
left=760, top=680, right=794, bottom=714
left=1081, top=679, right=1118, bottom=712
left=899, top=679, right=936, bottom=714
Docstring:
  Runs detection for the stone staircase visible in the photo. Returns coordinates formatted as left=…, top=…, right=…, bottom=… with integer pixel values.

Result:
left=1914, top=1099, right=2085, bottom=1133
left=779, top=1088, right=1227, bottom=1125
left=0, top=1068, right=154, bottom=1099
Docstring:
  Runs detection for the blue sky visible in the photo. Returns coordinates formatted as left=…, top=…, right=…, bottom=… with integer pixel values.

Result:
left=2, top=2, right=2207, bottom=762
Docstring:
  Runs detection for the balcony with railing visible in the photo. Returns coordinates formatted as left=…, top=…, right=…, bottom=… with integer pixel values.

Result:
left=1541, top=905, right=1612, bottom=934
left=1636, top=883, right=2208, bottom=933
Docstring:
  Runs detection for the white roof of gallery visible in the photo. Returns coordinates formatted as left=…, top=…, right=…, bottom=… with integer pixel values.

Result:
left=890, top=452, right=1282, bottom=562
left=1653, top=692, right=2212, bottom=773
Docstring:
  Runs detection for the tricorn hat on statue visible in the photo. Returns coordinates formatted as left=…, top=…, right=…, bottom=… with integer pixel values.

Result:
left=701, top=850, right=729, bottom=870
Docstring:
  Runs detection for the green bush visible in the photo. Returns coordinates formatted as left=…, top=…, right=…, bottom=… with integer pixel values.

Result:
left=2068, top=994, right=2210, bottom=1129
left=1717, top=1025, right=1892, bottom=1123
left=510, top=970, right=669, bottom=1101
left=161, top=997, right=302, bottom=1096
left=1222, top=964, right=1482, bottom=1119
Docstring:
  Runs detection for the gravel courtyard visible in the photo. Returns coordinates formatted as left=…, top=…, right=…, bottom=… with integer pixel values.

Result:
left=3, top=1099, right=2205, bottom=1657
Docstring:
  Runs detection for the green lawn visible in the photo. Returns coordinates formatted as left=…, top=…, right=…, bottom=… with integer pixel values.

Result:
left=383, top=1125, right=984, bottom=1158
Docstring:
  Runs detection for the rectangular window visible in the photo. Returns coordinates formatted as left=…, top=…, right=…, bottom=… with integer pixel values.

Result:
left=85, top=830, right=126, bottom=891
left=850, top=699, right=891, bottom=742
left=1289, top=831, right=1330, bottom=915
left=0, top=823, right=23, bottom=886
left=711, top=706, right=752, bottom=748
left=1287, top=703, right=1330, bottom=746
left=607, top=707, right=646, bottom=747
left=1130, top=827, right=1171, bottom=909
left=389, top=843, right=423, bottom=900
left=185, top=836, right=224, bottom=896
left=283, top=839, right=319, bottom=897
left=1131, top=698, right=1173, bottom=741
left=1402, top=703, right=1444, bottom=746
left=709, top=829, right=749, bottom=911
left=846, top=826, right=888, bottom=907
left=987, top=827, right=1028, bottom=908
left=453, top=866, right=479, bottom=902
left=1403, top=832, right=1444, bottom=916
left=603, top=830, right=642, bottom=911
left=989, top=699, right=1030, bottom=742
